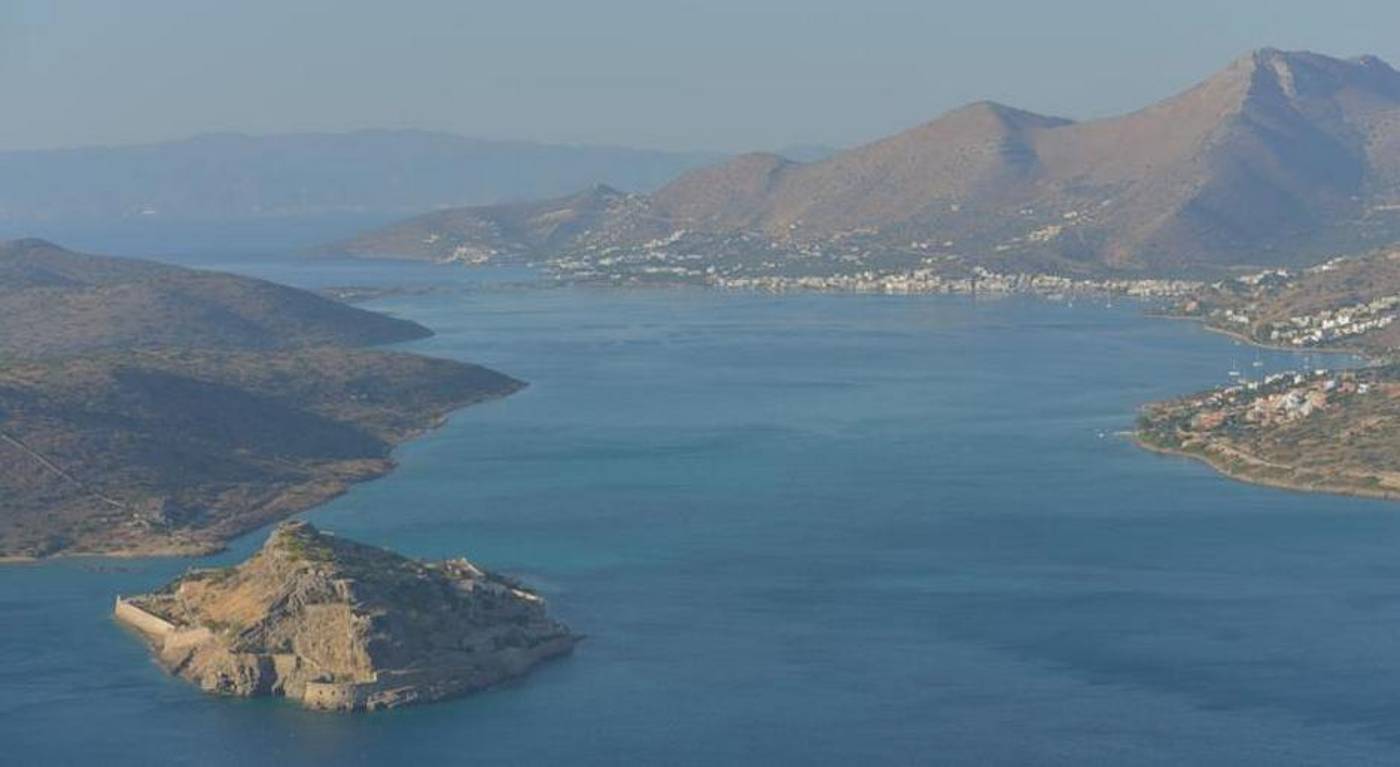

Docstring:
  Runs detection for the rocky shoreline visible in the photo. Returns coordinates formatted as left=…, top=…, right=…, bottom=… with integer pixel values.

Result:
left=115, top=521, right=578, bottom=711
left=0, top=348, right=524, bottom=560
left=1134, top=434, right=1400, bottom=503
left=1134, top=363, right=1400, bottom=503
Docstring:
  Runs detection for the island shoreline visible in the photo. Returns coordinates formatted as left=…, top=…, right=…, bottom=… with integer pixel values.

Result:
left=4, top=386, right=523, bottom=563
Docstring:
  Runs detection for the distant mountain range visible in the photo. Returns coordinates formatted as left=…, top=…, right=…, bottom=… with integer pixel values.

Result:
left=328, top=50, right=1400, bottom=276
left=0, top=130, right=718, bottom=224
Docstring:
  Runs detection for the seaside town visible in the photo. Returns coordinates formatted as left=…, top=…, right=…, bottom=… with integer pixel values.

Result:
left=1215, top=291, right=1400, bottom=348
left=542, top=228, right=1204, bottom=298
left=712, top=266, right=1202, bottom=298
left=1259, top=296, right=1399, bottom=347
left=1131, top=250, right=1400, bottom=501
left=1175, top=254, right=1400, bottom=351
left=1135, top=363, right=1400, bottom=499
left=1147, top=368, right=1373, bottom=438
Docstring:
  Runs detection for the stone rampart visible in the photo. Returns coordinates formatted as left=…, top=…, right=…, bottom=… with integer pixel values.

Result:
left=113, top=597, right=175, bottom=637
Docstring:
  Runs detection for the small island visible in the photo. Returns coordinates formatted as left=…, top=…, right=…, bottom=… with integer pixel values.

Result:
left=114, top=521, right=577, bottom=711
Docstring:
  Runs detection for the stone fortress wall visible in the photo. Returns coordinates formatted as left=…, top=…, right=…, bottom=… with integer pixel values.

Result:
left=113, top=597, right=175, bottom=637
left=115, top=593, right=382, bottom=709
left=301, top=679, right=374, bottom=710
left=113, top=597, right=212, bottom=648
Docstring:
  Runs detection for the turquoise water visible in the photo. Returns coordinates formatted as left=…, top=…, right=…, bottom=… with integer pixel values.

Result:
left=6, top=263, right=1400, bottom=764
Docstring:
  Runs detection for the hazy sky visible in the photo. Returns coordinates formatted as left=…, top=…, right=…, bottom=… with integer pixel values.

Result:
left=5, top=0, right=1400, bottom=153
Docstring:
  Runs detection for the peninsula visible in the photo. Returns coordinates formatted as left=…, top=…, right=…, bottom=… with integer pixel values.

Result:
left=1136, top=365, right=1400, bottom=500
left=115, top=521, right=577, bottom=711
left=1131, top=238, right=1400, bottom=500
left=0, top=239, right=523, bottom=559
left=1168, top=248, right=1400, bottom=356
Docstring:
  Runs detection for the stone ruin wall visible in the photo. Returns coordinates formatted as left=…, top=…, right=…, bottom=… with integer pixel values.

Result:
left=113, top=597, right=175, bottom=637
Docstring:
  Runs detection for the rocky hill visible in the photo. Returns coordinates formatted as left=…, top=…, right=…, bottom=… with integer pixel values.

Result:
left=320, top=184, right=653, bottom=264
left=0, top=239, right=524, bottom=559
left=115, top=521, right=576, bottom=711
left=0, top=347, right=522, bottom=558
left=0, top=238, right=432, bottom=356
left=329, top=50, right=1400, bottom=278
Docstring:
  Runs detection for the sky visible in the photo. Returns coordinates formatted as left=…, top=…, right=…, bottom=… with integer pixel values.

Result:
left=4, top=0, right=1400, bottom=153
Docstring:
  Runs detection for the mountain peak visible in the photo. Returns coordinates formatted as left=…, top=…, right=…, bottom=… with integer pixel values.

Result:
left=334, top=49, right=1400, bottom=274
left=0, top=237, right=63, bottom=255
left=1225, top=48, right=1400, bottom=102
left=566, top=182, right=628, bottom=205
left=935, top=100, right=1072, bottom=132
left=587, top=182, right=624, bottom=196
left=951, top=99, right=1037, bottom=117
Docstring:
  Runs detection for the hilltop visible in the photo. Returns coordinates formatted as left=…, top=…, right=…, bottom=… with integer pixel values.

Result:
left=0, top=239, right=432, bottom=356
left=115, top=521, right=576, bottom=711
left=322, top=184, right=645, bottom=265
left=329, top=50, right=1400, bottom=279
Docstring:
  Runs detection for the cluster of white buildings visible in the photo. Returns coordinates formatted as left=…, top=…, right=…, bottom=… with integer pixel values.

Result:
left=1245, top=385, right=1330, bottom=424
left=713, top=266, right=1200, bottom=298
left=1263, top=295, right=1400, bottom=347
left=545, top=223, right=1204, bottom=299
left=1179, top=369, right=1369, bottom=431
left=445, top=245, right=497, bottom=265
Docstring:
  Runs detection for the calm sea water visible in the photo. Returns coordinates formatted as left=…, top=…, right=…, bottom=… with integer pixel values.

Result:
left=5, top=257, right=1400, bottom=765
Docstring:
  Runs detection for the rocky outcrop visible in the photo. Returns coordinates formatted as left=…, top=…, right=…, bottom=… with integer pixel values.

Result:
left=115, top=521, right=577, bottom=711
left=0, top=346, right=524, bottom=559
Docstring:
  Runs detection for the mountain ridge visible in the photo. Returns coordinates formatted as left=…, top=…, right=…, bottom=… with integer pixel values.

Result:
left=328, top=49, right=1400, bottom=277
left=0, top=238, right=432, bottom=356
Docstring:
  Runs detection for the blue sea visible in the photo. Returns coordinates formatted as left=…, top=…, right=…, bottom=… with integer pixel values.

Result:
left=5, top=255, right=1400, bottom=765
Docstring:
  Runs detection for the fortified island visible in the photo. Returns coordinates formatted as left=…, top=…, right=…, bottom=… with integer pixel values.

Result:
left=114, top=521, right=577, bottom=711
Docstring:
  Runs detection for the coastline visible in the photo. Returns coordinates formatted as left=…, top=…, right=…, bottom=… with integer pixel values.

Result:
left=1145, top=309, right=1376, bottom=359
left=8, top=280, right=1392, bottom=564
left=1129, top=308, right=1400, bottom=505
left=1, top=386, right=523, bottom=563
left=1196, top=320, right=1373, bottom=359
left=1132, top=434, right=1400, bottom=503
